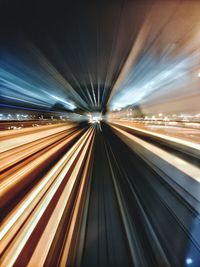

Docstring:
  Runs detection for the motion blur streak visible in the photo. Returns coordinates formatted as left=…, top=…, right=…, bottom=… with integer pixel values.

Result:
left=108, top=1, right=200, bottom=115
left=0, top=122, right=199, bottom=267
left=1, top=124, right=94, bottom=266
left=0, top=0, right=200, bottom=266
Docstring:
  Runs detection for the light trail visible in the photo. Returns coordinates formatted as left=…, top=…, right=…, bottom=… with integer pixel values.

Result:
left=0, top=124, right=95, bottom=266
left=0, top=122, right=200, bottom=266
left=0, top=123, right=77, bottom=152
left=1, top=128, right=88, bottom=241
left=0, top=1, right=200, bottom=265
left=0, top=125, right=85, bottom=209
left=109, top=121, right=200, bottom=159
left=27, top=129, right=95, bottom=267
left=110, top=124, right=200, bottom=184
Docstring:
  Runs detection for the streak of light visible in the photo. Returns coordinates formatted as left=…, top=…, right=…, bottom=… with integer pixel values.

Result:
left=110, top=121, right=200, bottom=152
left=107, top=13, right=151, bottom=104
left=89, top=73, right=97, bottom=107
left=0, top=123, right=76, bottom=153
left=108, top=1, right=200, bottom=115
left=0, top=127, right=86, bottom=241
left=0, top=43, right=88, bottom=111
left=110, top=124, right=200, bottom=184
left=28, top=129, right=95, bottom=267
left=0, top=124, right=95, bottom=266
left=0, top=125, right=77, bottom=171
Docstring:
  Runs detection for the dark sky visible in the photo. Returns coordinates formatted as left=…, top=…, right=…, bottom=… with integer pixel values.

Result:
left=0, top=0, right=152, bottom=112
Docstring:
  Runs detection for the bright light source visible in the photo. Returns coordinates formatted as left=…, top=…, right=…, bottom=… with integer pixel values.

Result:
left=90, top=118, right=100, bottom=124
left=164, top=116, right=169, bottom=121
left=186, top=258, right=193, bottom=265
left=198, top=72, right=200, bottom=77
left=88, top=112, right=102, bottom=124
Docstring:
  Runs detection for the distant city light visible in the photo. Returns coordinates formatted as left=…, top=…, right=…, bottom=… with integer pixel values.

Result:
left=164, top=116, right=169, bottom=121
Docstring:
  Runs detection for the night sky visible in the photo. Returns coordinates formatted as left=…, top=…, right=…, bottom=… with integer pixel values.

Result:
left=0, top=0, right=151, bottom=112
left=1, top=0, right=199, bottom=115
